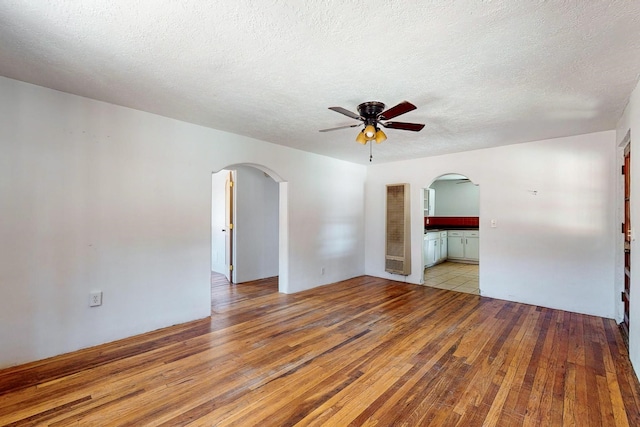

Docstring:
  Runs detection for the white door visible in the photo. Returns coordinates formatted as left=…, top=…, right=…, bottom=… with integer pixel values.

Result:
left=211, top=171, right=228, bottom=275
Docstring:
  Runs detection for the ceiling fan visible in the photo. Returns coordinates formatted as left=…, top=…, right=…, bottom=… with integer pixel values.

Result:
left=319, top=101, right=425, bottom=161
left=455, top=179, right=471, bottom=184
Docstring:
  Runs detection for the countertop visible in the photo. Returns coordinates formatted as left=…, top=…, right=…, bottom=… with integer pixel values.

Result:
left=424, top=228, right=479, bottom=234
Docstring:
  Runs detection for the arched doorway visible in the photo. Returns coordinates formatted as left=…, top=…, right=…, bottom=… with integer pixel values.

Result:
left=211, top=163, right=289, bottom=293
left=422, top=173, right=480, bottom=295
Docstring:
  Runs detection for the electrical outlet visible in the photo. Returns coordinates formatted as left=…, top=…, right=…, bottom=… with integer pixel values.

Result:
left=89, top=291, right=102, bottom=307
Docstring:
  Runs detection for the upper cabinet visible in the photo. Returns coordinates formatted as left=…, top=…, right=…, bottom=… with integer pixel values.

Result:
left=423, top=188, right=435, bottom=217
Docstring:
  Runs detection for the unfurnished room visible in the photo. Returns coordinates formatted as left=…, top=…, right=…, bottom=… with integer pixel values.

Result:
left=2, top=1, right=640, bottom=426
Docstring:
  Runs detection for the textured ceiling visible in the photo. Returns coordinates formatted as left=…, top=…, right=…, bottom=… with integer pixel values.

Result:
left=1, top=1, right=639, bottom=164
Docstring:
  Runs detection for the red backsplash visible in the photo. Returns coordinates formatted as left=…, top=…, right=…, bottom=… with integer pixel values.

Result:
left=425, top=216, right=479, bottom=229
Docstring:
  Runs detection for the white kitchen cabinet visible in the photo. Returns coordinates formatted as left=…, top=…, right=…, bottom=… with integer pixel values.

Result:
left=439, top=231, right=448, bottom=261
left=424, top=232, right=440, bottom=267
left=447, top=230, right=479, bottom=262
left=464, top=231, right=479, bottom=261
left=447, top=231, right=465, bottom=259
left=423, top=188, right=435, bottom=217
left=425, top=231, right=448, bottom=267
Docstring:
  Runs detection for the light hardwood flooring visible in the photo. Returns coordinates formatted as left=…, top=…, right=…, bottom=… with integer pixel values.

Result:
left=1, top=275, right=639, bottom=426
left=424, top=261, right=479, bottom=295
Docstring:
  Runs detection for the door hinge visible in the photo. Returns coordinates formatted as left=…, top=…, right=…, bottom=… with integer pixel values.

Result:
left=229, top=181, right=234, bottom=187
left=622, top=165, right=626, bottom=175
left=229, top=264, right=233, bottom=271
left=622, top=291, right=625, bottom=302
left=622, top=223, right=626, bottom=234
left=229, top=223, right=233, bottom=230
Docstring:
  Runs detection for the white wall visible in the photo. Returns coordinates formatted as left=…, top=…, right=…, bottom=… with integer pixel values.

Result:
left=430, top=179, right=480, bottom=216
left=0, top=77, right=366, bottom=368
left=617, top=78, right=640, bottom=377
left=0, top=72, right=624, bottom=372
left=211, top=170, right=228, bottom=274
left=234, top=165, right=279, bottom=283
left=366, top=131, right=617, bottom=319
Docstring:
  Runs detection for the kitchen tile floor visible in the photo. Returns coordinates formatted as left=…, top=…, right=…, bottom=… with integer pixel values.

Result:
left=423, top=261, right=479, bottom=295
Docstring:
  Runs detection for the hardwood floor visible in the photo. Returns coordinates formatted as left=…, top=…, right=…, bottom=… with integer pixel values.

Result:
left=1, top=275, right=640, bottom=426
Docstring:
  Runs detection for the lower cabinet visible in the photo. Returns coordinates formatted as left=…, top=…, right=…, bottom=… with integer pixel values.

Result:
left=447, top=230, right=479, bottom=262
left=424, top=231, right=448, bottom=267
left=465, top=232, right=479, bottom=261
left=439, top=232, right=448, bottom=261
left=424, top=233, right=439, bottom=267
left=447, top=231, right=465, bottom=258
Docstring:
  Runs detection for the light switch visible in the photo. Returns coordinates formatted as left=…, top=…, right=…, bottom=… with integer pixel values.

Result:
left=490, top=219, right=497, bottom=228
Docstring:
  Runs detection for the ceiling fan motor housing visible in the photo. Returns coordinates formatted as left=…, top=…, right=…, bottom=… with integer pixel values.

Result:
left=358, top=101, right=385, bottom=126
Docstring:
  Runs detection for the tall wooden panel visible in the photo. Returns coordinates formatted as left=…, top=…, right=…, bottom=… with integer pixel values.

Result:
left=386, top=183, right=411, bottom=275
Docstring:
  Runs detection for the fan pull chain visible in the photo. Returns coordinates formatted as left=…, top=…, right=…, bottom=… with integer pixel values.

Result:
left=369, top=141, right=373, bottom=162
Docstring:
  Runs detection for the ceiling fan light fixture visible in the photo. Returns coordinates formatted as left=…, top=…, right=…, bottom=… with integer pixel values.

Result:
left=322, top=100, right=425, bottom=159
left=364, top=124, right=376, bottom=140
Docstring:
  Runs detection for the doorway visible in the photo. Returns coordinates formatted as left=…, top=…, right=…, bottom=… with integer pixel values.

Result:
left=422, top=173, right=480, bottom=295
left=211, top=164, right=287, bottom=292
left=212, top=170, right=235, bottom=281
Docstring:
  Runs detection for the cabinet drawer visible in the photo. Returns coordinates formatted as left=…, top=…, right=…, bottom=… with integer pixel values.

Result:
left=440, top=231, right=448, bottom=238
left=447, top=230, right=463, bottom=237
left=464, top=230, right=479, bottom=237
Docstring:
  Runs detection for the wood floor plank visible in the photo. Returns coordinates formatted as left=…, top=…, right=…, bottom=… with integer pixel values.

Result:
left=1, top=275, right=640, bottom=426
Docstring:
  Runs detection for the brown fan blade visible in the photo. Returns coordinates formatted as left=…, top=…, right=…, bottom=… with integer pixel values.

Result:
left=328, top=106, right=361, bottom=120
left=379, top=101, right=417, bottom=120
left=381, top=121, right=425, bottom=131
left=319, top=123, right=362, bottom=132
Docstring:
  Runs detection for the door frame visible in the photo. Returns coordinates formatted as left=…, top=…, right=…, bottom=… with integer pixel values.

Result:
left=421, top=173, right=480, bottom=293
left=619, top=130, right=632, bottom=340
left=212, top=163, right=289, bottom=293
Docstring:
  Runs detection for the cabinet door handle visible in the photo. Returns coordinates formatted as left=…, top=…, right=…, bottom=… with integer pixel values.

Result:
left=466, top=238, right=468, bottom=244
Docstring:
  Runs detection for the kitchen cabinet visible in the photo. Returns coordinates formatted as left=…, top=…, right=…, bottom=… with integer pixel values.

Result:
left=424, top=230, right=447, bottom=267
left=464, top=231, right=479, bottom=261
left=423, top=188, right=435, bottom=217
left=447, top=231, right=465, bottom=258
left=439, top=231, right=448, bottom=260
left=424, top=232, right=439, bottom=267
left=447, top=230, right=479, bottom=262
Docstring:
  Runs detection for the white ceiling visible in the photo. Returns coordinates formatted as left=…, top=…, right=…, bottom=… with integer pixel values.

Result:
left=1, top=1, right=639, bottom=165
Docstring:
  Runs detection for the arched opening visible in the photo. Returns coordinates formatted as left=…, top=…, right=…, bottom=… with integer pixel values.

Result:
left=211, top=163, right=288, bottom=295
left=422, top=173, right=480, bottom=295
